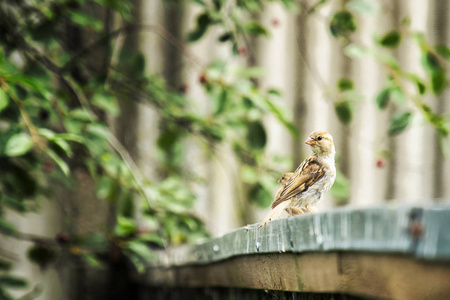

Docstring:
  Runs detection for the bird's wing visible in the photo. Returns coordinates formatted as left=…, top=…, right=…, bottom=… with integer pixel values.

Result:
left=271, top=156, right=325, bottom=209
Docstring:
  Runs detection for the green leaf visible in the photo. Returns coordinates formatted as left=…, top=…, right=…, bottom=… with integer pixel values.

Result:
left=377, top=53, right=400, bottom=70
left=27, top=244, right=57, bottom=268
left=86, top=123, right=110, bottom=138
left=67, top=10, right=103, bottom=31
left=431, top=69, right=447, bottom=95
left=0, top=89, right=9, bottom=113
left=244, top=21, right=270, bottom=37
left=0, top=288, right=13, bottom=300
left=2, top=195, right=26, bottom=212
left=437, top=129, right=449, bottom=155
left=192, top=0, right=207, bottom=6
left=137, top=233, right=164, bottom=245
left=375, top=88, right=390, bottom=109
left=91, top=0, right=132, bottom=18
left=63, top=119, right=83, bottom=134
left=0, top=219, right=16, bottom=233
left=424, top=51, right=441, bottom=71
left=344, top=44, right=367, bottom=59
left=213, top=89, right=230, bottom=115
left=330, top=171, right=350, bottom=204
left=248, top=183, right=272, bottom=208
left=334, top=100, right=353, bottom=124
left=233, top=66, right=265, bottom=78
left=0, top=276, right=27, bottom=289
left=406, top=74, right=426, bottom=95
left=6, top=75, right=50, bottom=99
left=0, top=259, right=12, bottom=271
left=38, top=128, right=56, bottom=139
left=83, top=254, right=100, bottom=268
left=4, top=133, right=34, bottom=157
left=57, top=133, right=85, bottom=143
left=126, top=241, right=155, bottom=260
left=69, top=108, right=94, bottom=121
left=346, top=0, right=378, bottom=15
left=388, top=112, right=412, bottom=136
left=187, top=13, right=212, bottom=42
left=96, top=176, right=116, bottom=200
left=114, top=216, right=137, bottom=237
left=390, top=87, right=406, bottom=105
left=218, top=32, right=233, bottom=43
left=92, top=93, right=119, bottom=117
left=267, top=88, right=282, bottom=96
left=246, top=121, right=267, bottom=150
left=79, top=234, right=109, bottom=251
left=417, top=80, right=426, bottom=95
left=413, top=32, right=427, bottom=50
left=435, top=45, right=450, bottom=59
left=379, top=30, right=401, bottom=48
left=240, top=165, right=258, bottom=184
left=53, top=138, right=72, bottom=157
left=261, top=97, right=298, bottom=137
left=329, top=11, right=357, bottom=38
left=421, top=104, right=449, bottom=138
left=46, top=149, right=70, bottom=176
left=337, top=78, right=354, bottom=91
left=281, top=0, right=298, bottom=11
left=15, top=85, right=28, bottom=101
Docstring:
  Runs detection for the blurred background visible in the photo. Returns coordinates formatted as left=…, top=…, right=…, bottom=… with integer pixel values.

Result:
left=0, top=0, right=450, bottom=299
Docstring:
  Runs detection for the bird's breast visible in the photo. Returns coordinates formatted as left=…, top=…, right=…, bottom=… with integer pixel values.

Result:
left=292, top=171, right=336, bottom=207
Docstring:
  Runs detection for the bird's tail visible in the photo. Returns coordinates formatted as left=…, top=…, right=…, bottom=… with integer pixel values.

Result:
left=257, top=201, right=290, bottom=229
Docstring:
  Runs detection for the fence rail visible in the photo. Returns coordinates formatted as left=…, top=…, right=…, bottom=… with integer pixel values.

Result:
left=138, top=205, right=450, bottom=299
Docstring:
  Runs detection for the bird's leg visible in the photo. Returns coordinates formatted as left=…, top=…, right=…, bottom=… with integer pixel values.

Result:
left=304, top=205, right=318, bottom=213
left=291, top=208, right=306, bottom=215
left=286, top=207, right=304, bottom=216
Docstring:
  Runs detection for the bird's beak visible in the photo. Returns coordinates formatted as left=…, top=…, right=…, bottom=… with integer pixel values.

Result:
left=305, top=137, right=316, bottom=145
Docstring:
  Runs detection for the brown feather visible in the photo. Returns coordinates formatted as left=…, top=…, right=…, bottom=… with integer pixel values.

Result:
left=258, top=130, right=336, bottom=229
left=271, top=157, right=325, bottom=209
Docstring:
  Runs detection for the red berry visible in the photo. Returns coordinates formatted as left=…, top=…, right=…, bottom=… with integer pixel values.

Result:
left=272, top=18, right=280, bottom=27
left=178, top=83, right=188, bottom=94
left=199, top=73, right=208, bottom=85
left=238, top=46, right=248, bottom=56
left=376, top=158, right=385, bottom=168
left=56, top=232, right=70, bottom=244
left=43, top=160, right=54, bottom=173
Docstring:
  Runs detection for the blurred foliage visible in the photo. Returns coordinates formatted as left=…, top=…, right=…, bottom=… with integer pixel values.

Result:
left=338, top=5, right=450, bottom=142
left=1, top=0, right=450, bottom=297
left=0, top=0, right=296, bottom=296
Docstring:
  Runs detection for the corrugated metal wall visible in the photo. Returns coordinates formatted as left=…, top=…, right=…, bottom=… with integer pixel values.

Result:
left=167, top=0, right=450, bottom=235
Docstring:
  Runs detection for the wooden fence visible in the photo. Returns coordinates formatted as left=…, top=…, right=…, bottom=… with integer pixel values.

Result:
left=136, top=205, right=450, bottom=299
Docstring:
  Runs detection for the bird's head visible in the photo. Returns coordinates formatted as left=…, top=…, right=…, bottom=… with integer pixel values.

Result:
left=305, top=130, right=335, bottom=156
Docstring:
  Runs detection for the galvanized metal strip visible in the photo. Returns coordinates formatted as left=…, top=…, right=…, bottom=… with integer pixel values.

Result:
left=151, top=205, right=450, bottom=267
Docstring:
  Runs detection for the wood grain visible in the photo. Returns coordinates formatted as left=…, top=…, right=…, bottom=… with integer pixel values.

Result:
left=141, top=252, right=450, bottom=300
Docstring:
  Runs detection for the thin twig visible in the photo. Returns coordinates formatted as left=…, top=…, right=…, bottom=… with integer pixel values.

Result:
left=0, top=228, right=57, bottom=245
left=0, top=78, right=45, bottom=148
left=3, top=21, right=156, bottom=213
left=62, top=24, right=205, bottom=74
left=62, top=76, right=154, bottom=213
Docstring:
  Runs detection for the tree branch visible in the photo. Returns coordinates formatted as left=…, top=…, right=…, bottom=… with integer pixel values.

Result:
left=62, top=24, right=205, bottom=74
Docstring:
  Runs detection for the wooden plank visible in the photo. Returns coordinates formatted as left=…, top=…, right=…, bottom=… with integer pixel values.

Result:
left=141, top=252, right=450, bottom=300
left=151, top=206, right=450, bottom=268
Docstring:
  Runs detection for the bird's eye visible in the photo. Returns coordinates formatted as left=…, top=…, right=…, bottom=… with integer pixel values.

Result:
left=317, top=136, right=322, bottom=141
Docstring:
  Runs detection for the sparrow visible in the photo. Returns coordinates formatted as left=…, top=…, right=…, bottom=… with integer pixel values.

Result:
left=258, top=130, right=336, bottom=228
